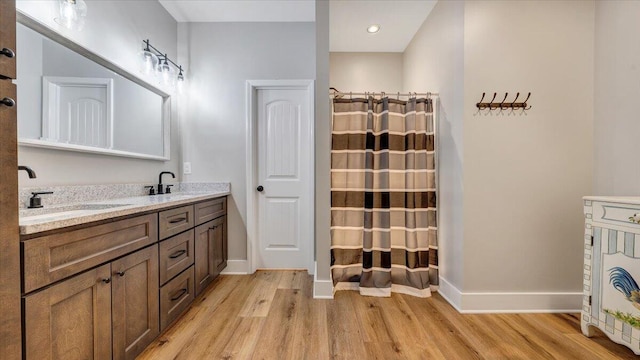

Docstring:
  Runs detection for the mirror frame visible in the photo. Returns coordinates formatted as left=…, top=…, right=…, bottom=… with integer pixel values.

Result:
left=16, top=11, right=172, bottom=161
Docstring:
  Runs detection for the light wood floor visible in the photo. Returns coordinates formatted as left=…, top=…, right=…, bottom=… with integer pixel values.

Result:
left=138, top=271, right=636, bottom=359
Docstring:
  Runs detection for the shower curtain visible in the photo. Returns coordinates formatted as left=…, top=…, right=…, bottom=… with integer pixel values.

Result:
left=330, top=96, right=438, bottom=297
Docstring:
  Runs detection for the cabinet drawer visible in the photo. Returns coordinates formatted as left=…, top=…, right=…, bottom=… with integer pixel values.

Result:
left=159, top=205, right=194, bottom=240
left=592, top=201, right=640, bottom=229
left=194, top=197, right=226, bottom=225
left=160, top=265, right=194, bottom=331
left=159, top=229, right=195, bottom=285
left=22, top=214, right=158, bottom=293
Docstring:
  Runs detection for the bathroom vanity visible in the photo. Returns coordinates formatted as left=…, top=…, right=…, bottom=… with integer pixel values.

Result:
left=19, top=190, right=229, bottom=360
left=583, top=197, right=640, bottom=355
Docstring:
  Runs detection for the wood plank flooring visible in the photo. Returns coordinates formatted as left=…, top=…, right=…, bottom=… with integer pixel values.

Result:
left=138, top=271, right=637, bottom=359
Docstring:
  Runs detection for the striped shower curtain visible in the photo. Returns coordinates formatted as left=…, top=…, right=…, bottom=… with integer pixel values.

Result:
left=330, top=96, right=438, bottom=297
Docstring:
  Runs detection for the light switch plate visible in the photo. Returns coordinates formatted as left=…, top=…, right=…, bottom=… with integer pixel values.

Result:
left=183, top=162, right=192, bottom=174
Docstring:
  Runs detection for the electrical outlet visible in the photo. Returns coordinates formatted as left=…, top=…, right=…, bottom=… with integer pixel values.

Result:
left=183, top=162, right=192, bottom=174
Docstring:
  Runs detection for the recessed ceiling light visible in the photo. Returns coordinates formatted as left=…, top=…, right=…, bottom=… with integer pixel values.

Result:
left=367, top=24, right=381, bottom=34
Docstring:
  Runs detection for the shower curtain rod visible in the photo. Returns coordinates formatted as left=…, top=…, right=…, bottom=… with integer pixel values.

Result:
left=329, top=90, right=439, bottom=98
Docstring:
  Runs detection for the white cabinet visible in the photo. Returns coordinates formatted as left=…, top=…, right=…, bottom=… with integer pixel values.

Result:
left=583, top=197, right=640, bottom=355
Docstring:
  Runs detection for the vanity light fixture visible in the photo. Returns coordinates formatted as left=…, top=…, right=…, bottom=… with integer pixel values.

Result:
left=138, top=39, right=185, bottom=91
left=54, top=0, right=87, bottom=31
left=367, top=24, right=381, bottom=34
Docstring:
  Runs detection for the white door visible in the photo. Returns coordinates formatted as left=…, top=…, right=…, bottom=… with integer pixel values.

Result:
left=256, top=87, right=313, bottom=270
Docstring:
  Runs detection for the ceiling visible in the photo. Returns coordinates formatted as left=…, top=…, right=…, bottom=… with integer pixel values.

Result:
left=329, top=0, right=436, bottom=52
left=158, top=0, right=436, bottom=52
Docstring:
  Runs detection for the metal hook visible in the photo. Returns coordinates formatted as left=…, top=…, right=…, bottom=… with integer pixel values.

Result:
left=397, top=92, right=400, bottom=100
left=477, top=92, right=486, bottom=109
left=381, top=91, right=386, bottom=99
left=510, top=92, right=520, bottom=108
left=499, top=93, right=509, bottom=110
left=522, top=92, right=532, bottom=110
left=488, top=92, right=498, bottom=110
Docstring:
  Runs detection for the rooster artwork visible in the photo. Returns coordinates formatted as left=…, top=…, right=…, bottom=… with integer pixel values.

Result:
left=609, top=267, right=640, bottom=310
left=607, top=267, right=640, bottom=328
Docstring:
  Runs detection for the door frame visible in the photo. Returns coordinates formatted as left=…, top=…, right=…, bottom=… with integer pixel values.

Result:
left=245, top=79, right=315, bottom=274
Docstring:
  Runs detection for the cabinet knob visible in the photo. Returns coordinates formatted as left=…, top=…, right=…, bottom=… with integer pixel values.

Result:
left=0, top=48, right=15, bottom=58
left=101, top=278, right=111, bottom=284
left=116, top=271, right=125, bottom=277
left=1, top=97, right=15, bottom=107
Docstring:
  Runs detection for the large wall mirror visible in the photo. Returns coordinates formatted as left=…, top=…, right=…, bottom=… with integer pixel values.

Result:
left=16, top=13, right=171, bottom=161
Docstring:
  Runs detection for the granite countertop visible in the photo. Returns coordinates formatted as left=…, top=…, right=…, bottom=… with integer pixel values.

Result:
left=583, top=196, right=640, bottom=205
left=19, top=190, right=230, bottom=235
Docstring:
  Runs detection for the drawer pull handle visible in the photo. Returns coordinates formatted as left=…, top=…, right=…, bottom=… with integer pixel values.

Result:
left=169, top=217, right=187, bottom=224
left=171, top=288, right=187, bottom=301
left=169, top=249, right=187, bottom=259
left=101, top=278, right=111, bottom=284
left=209, top=225, right=218, bottom=230
left=0, top=48, right=15, bottom=58
left=1, top=97, right=15, bottom=107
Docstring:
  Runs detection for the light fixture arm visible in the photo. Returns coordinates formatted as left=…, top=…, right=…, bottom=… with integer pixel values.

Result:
left=143, top=39, right=183, bottom=72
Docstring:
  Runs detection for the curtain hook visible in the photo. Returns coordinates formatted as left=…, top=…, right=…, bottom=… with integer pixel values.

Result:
left=349, top=91, right=352, bottom=100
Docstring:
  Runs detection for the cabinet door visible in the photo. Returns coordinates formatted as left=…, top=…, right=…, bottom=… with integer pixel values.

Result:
left=24, top=264, right=112, bottom=360
left=214, top=215, right=227, bottom=273
left=111, top=245, right=159, bottom=360
left=0, top=0, right=16, bottom=79
left=194, top=220, right=215, bottom=296
left=0, top=78, right=19, bottom=358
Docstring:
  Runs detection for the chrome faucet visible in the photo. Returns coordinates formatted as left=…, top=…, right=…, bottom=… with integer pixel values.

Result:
left=157, top=171, right=175, bottom=194
left=18, top=165, right=36, bottom=178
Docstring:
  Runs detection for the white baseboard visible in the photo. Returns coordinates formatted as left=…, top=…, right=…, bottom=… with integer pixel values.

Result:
left=313, top=261, right=334, bottom=299
left=220, top=260, right=249, bottom=275
left=437, top=276, right=463, bottom=312
left=437, top=277, right=582, bottom=313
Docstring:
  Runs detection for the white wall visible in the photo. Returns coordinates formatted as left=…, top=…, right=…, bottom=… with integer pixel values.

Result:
left=462, top=0, right=594, bottom=299
left=330, top=52, right=403, bottom=92
left=315, top=0, right=332, bottom=287
left=593, top=0, right=640, bottom=195
left=180, top=22, right=316, bottom=261
left=403, top=0, right=465, bottom=290
left=16, top=0, right=179, bottom=187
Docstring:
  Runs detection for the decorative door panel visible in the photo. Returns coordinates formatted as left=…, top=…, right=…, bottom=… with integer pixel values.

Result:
left=266, top=101, right=299, bottom=179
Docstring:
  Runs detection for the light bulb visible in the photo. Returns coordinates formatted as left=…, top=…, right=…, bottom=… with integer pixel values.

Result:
left=139, top=49, right=158, bottom=76
left=55, top=0, right=87, bottom=31
left=367, top=24, right=381, bottom=33
left=177, top=70, right=185, bottom=94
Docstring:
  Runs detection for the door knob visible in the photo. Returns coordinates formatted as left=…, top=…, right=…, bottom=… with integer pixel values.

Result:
left=256, top=185, right=264, bottom=192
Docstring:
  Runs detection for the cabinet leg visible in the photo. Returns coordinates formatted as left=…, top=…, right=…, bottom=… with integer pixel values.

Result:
left=581, top=321, right=596, bottom=337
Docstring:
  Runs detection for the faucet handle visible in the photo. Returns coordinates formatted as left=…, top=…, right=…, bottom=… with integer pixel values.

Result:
left=165, top=185, right=174, bottom=194
left=144, top=186, right=156, bottom=196
left=28, top=191, right=53, bottom=209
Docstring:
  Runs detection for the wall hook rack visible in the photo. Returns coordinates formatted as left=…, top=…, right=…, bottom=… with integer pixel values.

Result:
left=476, top=92, right=531, bottom=110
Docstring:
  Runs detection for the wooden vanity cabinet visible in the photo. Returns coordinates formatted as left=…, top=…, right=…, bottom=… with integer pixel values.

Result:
left=23, top=245, right=159, bottom=360
left=21, top=196, right=227, bottom=358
